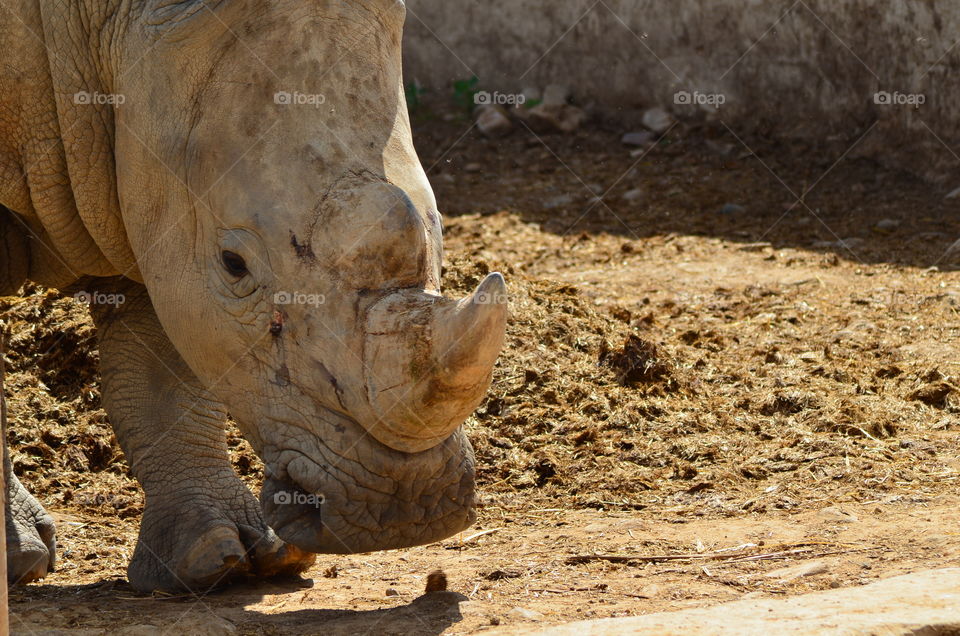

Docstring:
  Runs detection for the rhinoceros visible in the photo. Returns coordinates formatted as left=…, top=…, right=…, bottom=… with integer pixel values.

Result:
left=0, top=0, right=507, bottom=592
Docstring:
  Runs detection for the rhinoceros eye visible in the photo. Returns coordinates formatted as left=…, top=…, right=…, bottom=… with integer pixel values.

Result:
left=221, top=250, right=248, bottom=278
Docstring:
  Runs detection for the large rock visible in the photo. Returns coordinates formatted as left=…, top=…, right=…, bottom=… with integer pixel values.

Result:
left=541, top=84, right=572, bottom=107
left=496, top=569, right=960, bottom=635
left=526, top=104, right=588, bottom=134
left=476, top=105, right=514, bottom=137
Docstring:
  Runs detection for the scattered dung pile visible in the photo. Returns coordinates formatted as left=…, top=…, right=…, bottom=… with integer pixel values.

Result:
left=1, top=286, right=139, bottom=519
left=440, top=250, right=958, bottom=515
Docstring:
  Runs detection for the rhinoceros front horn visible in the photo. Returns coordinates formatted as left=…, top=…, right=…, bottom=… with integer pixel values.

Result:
left=362, top=273, right=508, bottom=453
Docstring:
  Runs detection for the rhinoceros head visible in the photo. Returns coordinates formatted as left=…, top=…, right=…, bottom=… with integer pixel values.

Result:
left=112, top=0, right=506, bottom=552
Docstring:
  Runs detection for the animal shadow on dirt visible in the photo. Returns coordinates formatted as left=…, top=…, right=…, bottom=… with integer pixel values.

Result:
left=11, top=578, right=468, bottom=634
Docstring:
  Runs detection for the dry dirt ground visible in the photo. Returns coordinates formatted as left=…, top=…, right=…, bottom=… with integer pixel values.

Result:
left=3, top=110, right=960, bottom=634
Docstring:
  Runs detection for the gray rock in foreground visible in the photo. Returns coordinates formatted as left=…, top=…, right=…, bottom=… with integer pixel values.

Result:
left=495, top=568, right=960, bottom=635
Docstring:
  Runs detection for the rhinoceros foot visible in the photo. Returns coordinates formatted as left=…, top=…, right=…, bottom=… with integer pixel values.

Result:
left=6, top=470, right=57, bottom=585
left=128, top=480, right=315, bottom=593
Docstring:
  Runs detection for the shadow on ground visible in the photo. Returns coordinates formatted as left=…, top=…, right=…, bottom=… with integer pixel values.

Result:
left=11, top=578, right=468, bottom=635
left=413, top=111, right=960, bottom=271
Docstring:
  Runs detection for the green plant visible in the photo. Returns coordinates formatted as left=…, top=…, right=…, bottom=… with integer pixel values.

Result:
left=405, top=80, right=425, bottom=114
left=452, top=75, right=480, bottom=113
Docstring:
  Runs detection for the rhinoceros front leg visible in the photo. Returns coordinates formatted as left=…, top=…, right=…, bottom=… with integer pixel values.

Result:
left=2, top=350, right=57, bottom=584
left=89, top=279, right=314, bottom=593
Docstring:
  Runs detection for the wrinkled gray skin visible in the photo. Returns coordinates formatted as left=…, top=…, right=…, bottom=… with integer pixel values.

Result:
left=0, top=0, right=507, bottom=592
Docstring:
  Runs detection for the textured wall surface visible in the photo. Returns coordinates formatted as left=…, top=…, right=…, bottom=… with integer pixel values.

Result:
left=403, top=1, right=959, bottom=184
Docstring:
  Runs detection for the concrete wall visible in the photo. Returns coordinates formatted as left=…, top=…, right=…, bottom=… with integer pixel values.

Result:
left=402, top=0, right=960, bottom=185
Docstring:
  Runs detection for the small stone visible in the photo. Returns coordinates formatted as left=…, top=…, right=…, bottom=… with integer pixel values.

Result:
left=946, top=186, right=960, bottom=199
left=586, top=183, right=604, bottom=195
left=464, top=162, right=483, bottom=173
left=527, top=103, right=587, bottom=133
left=623, top=188, right=644, bottom=201
left=385, top=587, right=400, bottom=597
left=508, top=607, right=545, bottom=621
left=819, top=506, right=859, bottom=523
left=705, top=139, right=736, bottom=156
left=765, top=561, right=829, bottom=581
left=874, top=218, right=900, bottom=233
left=425, top=569, right=448, bottom=593
left=799, top=351, right=819, bottom=362
left=543, top=194, right=574, bottom=209
left=838, top=237, right=865, bottom=249
left=621, top=131, right=656, bottom=147
left=521, top=86, right=542, bottom=103
left=641, top=107, right=675, bottom=134
left=475, top=105, right=513, bottom=138
left=719, top=203, right=745, bottom=215
left=541, top=84, right=572, bottom=107
left=118, top=627, right=163, bottom=636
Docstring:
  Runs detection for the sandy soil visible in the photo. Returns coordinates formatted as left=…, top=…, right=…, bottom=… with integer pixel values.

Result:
left=3, top=110, right=960, bottom=634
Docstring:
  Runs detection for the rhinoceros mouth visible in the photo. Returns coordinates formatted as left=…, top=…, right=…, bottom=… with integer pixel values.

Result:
left=258, top=421, right=477, bottom=554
